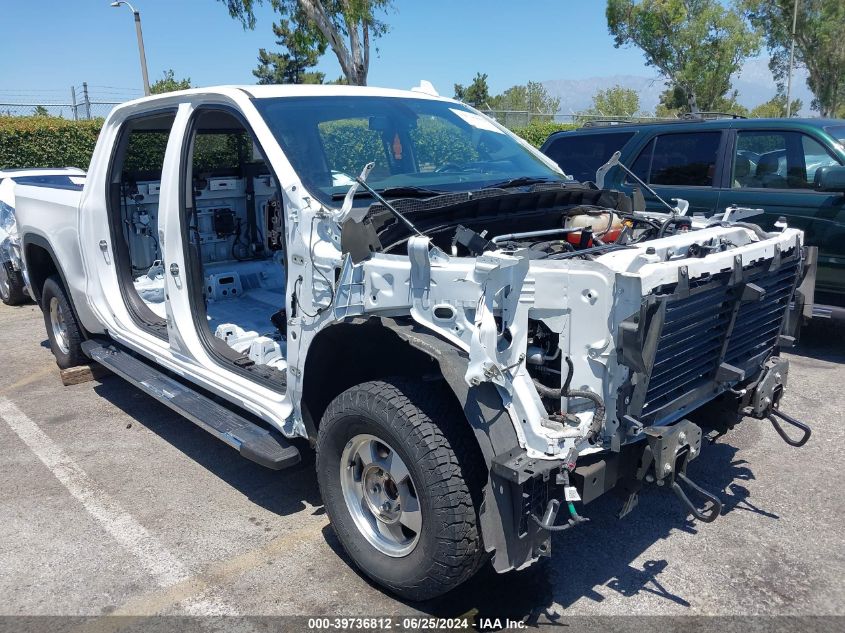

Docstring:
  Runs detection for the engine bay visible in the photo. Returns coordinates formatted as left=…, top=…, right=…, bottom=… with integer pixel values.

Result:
left=342, top=182, right=760, bottom=267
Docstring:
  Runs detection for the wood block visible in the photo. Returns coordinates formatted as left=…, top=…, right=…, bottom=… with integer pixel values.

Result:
left=59, top=363, right=111, bottom=386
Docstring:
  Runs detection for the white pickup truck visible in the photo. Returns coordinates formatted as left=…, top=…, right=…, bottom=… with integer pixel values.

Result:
left=14, top=85, right=812, bottom=600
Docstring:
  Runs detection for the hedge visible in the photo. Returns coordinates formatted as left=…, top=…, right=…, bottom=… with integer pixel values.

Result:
left=0, top=116, right=577, bottom=173
left=0, top=116, right=103, bottom=170
left=509, top=121, right=579, bottom=147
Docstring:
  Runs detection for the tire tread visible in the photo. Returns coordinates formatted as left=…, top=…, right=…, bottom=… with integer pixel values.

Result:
left=0, top=262, right=28, bottom=306
left=317, top=378, right=486, bottom=600
left=41, top=275, right=84, bottom=369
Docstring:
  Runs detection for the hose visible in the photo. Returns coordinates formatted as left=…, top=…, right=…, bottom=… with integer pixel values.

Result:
left=562, top=356, right=574, bottom=393
left=705, top=219, right=771, bottom=242
left=532, top=356, right=605, bottom=442
left=732, top=221, right=772, bottom=241
left=529, top=471, right=590, bottom=532
left=658, top=215, right=692, bottom=238
left=530, top=510, right=580, bottom=532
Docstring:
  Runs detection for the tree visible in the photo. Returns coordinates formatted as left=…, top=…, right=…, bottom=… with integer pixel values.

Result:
left=654, top=85, right=687, bottom=117
left=489, top=84, right=526, bottom=111
left=150, top=70, right=192, bottom=94
left=32, top=105, right=50, bottom=117
left=454, top=73, right=490, bottom=109
left=254, top=12, right=326, bottom=84
left=219, top=0, right=392, bottom=86
left=749, top=94, right=803, bottom=118
left=606, top=0, right=760, bottom=112
left=524, top=81, right=561, bottom=114
left=741, top=0, right=845, bottom=117
left=710, top=91, right=749, bottom=116
left=656, top=85, right=749, bottom=117
left=488, top=81, right=561, bottom=114
left=585, top=85, right=640, bottom=117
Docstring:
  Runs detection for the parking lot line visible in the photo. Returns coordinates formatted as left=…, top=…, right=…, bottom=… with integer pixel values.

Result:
left=0, top=394, right=328, bottom=624
left=104, top=518, right=327, bottom=617
left=0, top=396, right=194, bottom=589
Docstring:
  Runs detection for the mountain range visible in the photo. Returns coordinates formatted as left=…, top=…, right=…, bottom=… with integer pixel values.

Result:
left=542, top=58, right=814, bottom=116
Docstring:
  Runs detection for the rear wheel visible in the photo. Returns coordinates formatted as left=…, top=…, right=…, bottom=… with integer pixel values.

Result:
left=0, top=261, right=27, bottom=306
left=41, top=275, right=84, bottom=368
left=316, top=379, right=485, bottom=600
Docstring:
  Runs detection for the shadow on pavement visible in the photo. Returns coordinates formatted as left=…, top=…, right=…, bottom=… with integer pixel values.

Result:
left=91, top=377, right=322, bottom=517
left=321, top=439, right=778, bottom=625
left=789, top=320, right=845, bottom=363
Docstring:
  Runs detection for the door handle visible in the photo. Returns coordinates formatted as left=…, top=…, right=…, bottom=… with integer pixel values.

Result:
left=98, top=240, right=111, bottom=264
left=169, top=263, right=180, bottom=277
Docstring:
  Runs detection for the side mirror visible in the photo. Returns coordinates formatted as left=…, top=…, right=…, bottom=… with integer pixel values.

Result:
left=814, top=165, right=845, bottom=192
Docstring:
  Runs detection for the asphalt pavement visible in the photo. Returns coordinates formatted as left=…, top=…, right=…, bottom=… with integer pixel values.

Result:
left=0, top=299, right=843, bottom=629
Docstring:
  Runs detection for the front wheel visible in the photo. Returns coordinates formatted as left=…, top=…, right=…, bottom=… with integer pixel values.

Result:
left=316, top=379, right=486, bottom=601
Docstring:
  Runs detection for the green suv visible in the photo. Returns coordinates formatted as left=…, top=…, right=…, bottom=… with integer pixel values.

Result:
left=541, top=118, right=845, bottom=323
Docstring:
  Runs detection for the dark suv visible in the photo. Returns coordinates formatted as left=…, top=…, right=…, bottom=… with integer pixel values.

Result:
left=541, top=118, right=845, bottom=322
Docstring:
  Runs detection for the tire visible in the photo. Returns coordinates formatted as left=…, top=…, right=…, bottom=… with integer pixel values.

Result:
left=316, top=379, right=486, bottom=601
left=41, top=275, right=84, bottom=369
left=0, top=261, right=27, bottom=306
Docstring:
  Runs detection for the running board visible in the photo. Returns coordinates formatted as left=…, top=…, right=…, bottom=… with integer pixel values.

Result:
left=81, top=340, right=301, bottom=470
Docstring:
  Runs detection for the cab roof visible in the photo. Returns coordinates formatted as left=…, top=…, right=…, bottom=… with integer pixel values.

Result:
left=115, top=83, right=453, bottom=110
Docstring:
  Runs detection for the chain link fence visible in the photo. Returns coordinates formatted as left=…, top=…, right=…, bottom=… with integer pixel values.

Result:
left=0, top=83, right=142, bottom=119
left=0, top=102, right=120, bottom=119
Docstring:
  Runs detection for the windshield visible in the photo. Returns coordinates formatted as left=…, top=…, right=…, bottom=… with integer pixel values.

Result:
left=252, top=96, right=565, bottom=205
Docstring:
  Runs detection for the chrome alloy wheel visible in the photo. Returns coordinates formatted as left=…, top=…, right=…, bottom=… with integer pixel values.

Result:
left=49, top=296, right=70, bottom=354
left=340, top=433, right=422, bottom=557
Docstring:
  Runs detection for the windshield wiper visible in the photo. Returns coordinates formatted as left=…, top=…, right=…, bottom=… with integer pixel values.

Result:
left=483, top=176, right=556, bottom=189
left=331, top=185, right=442, bottom=200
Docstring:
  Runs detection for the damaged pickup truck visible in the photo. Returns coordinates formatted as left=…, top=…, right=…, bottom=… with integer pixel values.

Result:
left=14, top=85, right=812, bottom=600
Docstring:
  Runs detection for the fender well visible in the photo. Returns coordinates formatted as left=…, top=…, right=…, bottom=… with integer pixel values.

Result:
left=302, top=317, right=518, bottom=457
left=22, top=236, right=94, bottom=341
left=301, top=318, right=442, bottom=435
left=303, top=317, right=528, bottom=573
left=23, top=241, right=59, bottom=303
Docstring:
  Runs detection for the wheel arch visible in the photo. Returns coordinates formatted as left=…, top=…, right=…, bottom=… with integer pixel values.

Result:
left=22, top=235, right=61, bottom=304
left=301, top=318, right=446, bottom=438
left=22, top=235, right=91, bottom=339
left=302, top=317, right=532, bottom=572
left=302, top=315, right=520, bottom=447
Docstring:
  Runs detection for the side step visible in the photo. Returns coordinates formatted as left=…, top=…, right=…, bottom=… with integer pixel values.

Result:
left=81, top=340, right=301, bottom=470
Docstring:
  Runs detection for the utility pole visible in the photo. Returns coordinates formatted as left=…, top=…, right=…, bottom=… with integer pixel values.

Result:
left=70, top=86, right=78, bottom=121
left=110, top=1, right=151, bottom=96
left=785, top=0, right=799, bottom=118
left=82, top=82, right=91, bottom=120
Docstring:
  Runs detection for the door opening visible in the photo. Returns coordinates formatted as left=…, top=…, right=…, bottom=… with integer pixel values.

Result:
left=107, top=110, right=177, bottom=338
left=181, top=107, right=288, bottom=387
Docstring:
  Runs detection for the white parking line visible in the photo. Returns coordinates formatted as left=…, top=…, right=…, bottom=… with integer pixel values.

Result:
left=0, top=396, right=238, bottom=615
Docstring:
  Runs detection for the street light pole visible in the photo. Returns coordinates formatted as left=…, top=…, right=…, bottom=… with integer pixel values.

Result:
left=110, top=1, right=151, bottom=96
left=785, top=0, right=799, bottom=118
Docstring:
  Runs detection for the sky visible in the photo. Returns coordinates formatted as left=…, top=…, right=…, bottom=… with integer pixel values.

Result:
left=0, top=0, right=795, bottom=112
left=0, top=0, right=661, bottom=104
